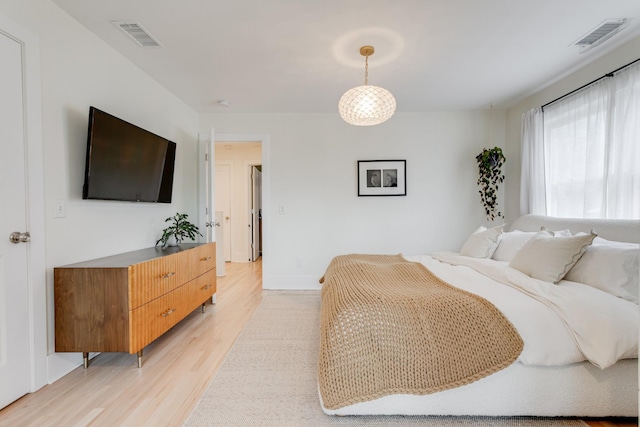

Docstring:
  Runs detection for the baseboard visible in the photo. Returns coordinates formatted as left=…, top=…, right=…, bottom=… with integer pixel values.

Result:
left=47, top=352, right=99, bottom=384
left=262, top=274, right=322, bottom=290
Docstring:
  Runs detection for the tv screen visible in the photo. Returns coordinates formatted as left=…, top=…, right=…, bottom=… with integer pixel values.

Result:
left=82, top=107, right=176, bottom=203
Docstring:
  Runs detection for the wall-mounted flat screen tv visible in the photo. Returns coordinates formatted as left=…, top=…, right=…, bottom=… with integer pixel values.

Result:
left=82, top=106, right=176, bottom=203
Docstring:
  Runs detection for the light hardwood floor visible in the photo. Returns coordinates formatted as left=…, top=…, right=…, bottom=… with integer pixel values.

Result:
left=0, top=260, right=263, bottom=427
left=0, top=258, right=636, bottom=426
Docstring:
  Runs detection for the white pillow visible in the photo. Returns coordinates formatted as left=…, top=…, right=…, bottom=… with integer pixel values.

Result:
left=492, top=228, right=574, bottom=262
left=460, top=224, right=504, bottom=258
left=492, top=230, right=536, bottom=262
left=509, top=230, right=596, bottom=283
left=564, top=238, right=639, bottom=303
left=541, top=227, right=573, bottom=237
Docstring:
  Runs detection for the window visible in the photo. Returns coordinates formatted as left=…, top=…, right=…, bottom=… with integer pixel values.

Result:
left=523, top=61, right=639, bottom=219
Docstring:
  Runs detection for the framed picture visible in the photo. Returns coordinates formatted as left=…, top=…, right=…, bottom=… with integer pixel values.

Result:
left=357, top=160, right=406, bottom=196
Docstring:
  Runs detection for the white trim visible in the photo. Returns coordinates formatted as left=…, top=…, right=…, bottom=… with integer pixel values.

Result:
left=197, top=132, right=212, bottom=242
left=263, top=275, right=321, bottom=290
left=247, top=160, right=262, bottom=262
left=0, top=13, right=48, bottom=391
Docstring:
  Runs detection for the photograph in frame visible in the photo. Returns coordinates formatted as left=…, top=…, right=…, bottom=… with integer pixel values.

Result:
left=357, top=160, right=406, bottom=196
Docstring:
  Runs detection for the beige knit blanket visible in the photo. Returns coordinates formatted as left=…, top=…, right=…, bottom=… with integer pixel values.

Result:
left=318, top=254, right=523, bottom=410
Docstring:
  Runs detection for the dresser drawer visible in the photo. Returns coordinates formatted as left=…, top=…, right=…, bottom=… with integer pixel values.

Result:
left=129, top=255, right=178, bottom=309
left=129, top=283, right=191, bottom=353
left=189, top=244, right=216, bottom=278
left=185, top=269, right=217, bottom=311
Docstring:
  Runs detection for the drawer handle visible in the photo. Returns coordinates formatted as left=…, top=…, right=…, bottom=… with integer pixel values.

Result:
left=161, top=308, right=176, bottom=317
left=162, top=272, right=176, bottom=279
left=201, top=284, right=212, bottom=291
left=200, top=256, right=212, bottom=261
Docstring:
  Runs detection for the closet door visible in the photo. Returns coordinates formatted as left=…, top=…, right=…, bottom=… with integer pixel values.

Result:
left=0, top=27, right=31, bottom=410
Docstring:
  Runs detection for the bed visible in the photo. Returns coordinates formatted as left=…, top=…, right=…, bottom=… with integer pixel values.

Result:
left=318, top=214, right=639, bottom=417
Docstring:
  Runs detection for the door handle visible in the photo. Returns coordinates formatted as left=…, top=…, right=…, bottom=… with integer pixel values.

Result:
left=9, top=231, right=30, bottom=244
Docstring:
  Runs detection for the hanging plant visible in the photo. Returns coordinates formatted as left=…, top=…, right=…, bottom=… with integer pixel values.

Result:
left=476, top=147, right=505, bottom=221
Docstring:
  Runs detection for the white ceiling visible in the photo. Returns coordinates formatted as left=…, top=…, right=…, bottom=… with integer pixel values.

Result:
left=52, top=0, right=640, bottom=114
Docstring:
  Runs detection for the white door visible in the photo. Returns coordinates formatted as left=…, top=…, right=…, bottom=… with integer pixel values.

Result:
left=215, top=164, right=232, bottom=262
left=0, top=28, right=32, bottom=409
left=200, top=137, right=214, bottom=243
left=251, top=166, right=262, bottom=261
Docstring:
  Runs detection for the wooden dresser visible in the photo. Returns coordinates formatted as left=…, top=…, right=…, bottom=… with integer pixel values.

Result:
left=54, top=243, right=216, bottom=368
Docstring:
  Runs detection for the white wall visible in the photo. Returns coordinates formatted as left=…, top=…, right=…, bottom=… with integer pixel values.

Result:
left=1, top=0, right=201, bottom=382
left=201, top=111, right=506, bottom=290
left=504, top=34, right=640, bottom=224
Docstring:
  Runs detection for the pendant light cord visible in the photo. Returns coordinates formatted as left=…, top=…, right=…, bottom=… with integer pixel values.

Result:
left=364, top=55, right=369, bottom=85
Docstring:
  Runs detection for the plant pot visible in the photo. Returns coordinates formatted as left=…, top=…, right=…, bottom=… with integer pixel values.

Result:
left=166, top=235, right=178, bottom=247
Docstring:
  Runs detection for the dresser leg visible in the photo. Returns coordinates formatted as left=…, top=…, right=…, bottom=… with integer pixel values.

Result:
left=201, top=302, right=206, bottom=313
left=83, top=352, right=89, bottom=369
left=137, top=349, right=143, bottom=368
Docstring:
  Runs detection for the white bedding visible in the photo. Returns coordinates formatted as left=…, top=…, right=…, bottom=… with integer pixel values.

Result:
left=322, top=215, right=639, bottom=416
left=413, top=252, right=638, bottom=369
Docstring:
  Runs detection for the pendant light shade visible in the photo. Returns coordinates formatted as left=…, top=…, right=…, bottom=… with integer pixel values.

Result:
left=338, top=45, right=396, bottom=126
left=338, top=85, right=396, bottom=126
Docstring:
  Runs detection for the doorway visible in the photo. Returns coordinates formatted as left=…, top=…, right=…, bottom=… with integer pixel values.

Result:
left=214, top=141, right=262, bottom=263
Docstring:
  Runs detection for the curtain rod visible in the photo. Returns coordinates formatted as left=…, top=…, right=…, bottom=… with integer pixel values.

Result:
left=541, top=57, right=640, bottom=109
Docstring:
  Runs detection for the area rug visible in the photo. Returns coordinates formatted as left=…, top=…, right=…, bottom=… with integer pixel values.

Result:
left=184, top=291, right=587, bottom=427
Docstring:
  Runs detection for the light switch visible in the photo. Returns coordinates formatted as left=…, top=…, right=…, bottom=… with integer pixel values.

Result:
left=54, top=199, right=66, bottom=218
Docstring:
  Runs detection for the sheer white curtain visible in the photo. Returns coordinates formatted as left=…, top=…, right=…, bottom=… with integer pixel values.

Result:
left=519, top=107, right=545, bottom=216
left=607, top=63, right=640, bottom=218
left=521, top=61, right=640, bottom=219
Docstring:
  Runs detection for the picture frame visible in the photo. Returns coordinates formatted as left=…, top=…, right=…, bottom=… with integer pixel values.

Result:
left=357, top=160, right=406, bottom=196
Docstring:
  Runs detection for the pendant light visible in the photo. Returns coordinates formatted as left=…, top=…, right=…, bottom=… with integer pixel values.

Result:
left=338, top=45, right=396, bottom=126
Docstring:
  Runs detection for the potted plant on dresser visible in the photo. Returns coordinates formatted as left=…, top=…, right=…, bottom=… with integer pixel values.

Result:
left=156, top=212, right=203, bottom=248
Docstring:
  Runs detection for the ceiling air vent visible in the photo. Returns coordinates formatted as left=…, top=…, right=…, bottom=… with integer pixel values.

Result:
left=573, top=19, right=629, bottom=53
left=112, top=21, right=163, bottom=48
